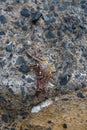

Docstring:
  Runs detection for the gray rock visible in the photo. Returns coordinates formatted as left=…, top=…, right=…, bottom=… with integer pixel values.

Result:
left=54, top=12, right=58, bottom=17
left=16, top=56, right=26, bottom=65
left=0, top=96, right=6, bottom=103
left=0, top=0, right=6, bottom=2
left=8, top=88, right=14, bottom=94
left=31, top=12, right=42, bottom=24
left=0, top=31, right=5, bottom=35
left=57, top=30, right=62, bottom=36
left=52, top=0, right=58, bottom=4
left=59, top=74, right=71, bottom=86
left=50, top=5, right=55, bottom=11
left=11, top=128, right=15, bottom=130
left=6, top=43, right=13, bottom=52
left=27, top=78, right=34, bottom=83
left=31, top=8, right=35, bottom=14
left=43, top=13, right=56, bottom=23
left=19, top=64, right=29, bottom=73
left=2, top=114, right=9, bottom=123
left=65, top=23, right=73, bottom=32
left=0, top=15, right=7, bottom=24
left=22, top=25, right=28, bottom=31
left=18, top=48, right=25, bottom=53
left=43, top=3, right=48, bottom=10
left=58, top=5, right=67, bottom=11
left=62, top=40, right=67, bottom=48
left=82, top=53, right=87, bottom=59
left=77, top=92, right=85, bottom=98
left=45, top=31, right=55, bottom=39
left=20, top=8, right=30, bottom=17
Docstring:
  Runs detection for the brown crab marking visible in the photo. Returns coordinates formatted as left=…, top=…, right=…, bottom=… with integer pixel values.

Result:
left=25, top=49, right=54, bottom=91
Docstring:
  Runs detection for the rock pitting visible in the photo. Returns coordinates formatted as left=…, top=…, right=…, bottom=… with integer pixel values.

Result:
left=0, top=0, right=87, bottom=129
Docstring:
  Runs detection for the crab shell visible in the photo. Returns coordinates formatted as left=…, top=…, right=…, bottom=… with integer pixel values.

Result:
left=38, top=61, right=55, bottom=78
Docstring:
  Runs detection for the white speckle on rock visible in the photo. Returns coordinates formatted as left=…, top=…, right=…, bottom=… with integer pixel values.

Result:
left=27, top=41, right=32, bottom=45
left=2, top=76, right=24, bottom=94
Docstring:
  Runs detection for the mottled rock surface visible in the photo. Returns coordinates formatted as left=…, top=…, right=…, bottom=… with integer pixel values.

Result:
left=0, top=0, right=87, bottom=129
left=16, top=89, right=87, bottom=130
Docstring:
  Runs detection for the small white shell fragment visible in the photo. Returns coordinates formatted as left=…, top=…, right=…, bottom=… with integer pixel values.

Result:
left=31, top=99, right=53, bottom=113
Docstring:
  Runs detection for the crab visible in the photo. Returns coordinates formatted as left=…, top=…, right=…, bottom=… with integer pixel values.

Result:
left=25, top=48, right=55, bottom=91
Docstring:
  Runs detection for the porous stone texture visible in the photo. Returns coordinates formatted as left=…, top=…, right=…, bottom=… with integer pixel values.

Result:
left=0, top=0, right=87, bottom=129
left=16, top=90, right=87, bottom=130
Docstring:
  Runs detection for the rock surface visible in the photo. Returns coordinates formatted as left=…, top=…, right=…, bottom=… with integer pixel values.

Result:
left=16, top=89, right=87, bottom=130
left=0, top=0, right=87, bottom=129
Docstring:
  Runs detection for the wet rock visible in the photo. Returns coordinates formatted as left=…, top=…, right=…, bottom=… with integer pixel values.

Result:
left=20, top=8, right=30, bottom=17
left=19, top=64, right=29, bottom=73
left=77, top=92, right=85, bottom=98
left=0, top=15, right=7, bottom=24
left=2, top=114, right=9, bottom=123
left=45, top=31, right=55, bottom=39
left=31, top=12, right=42, bottom=24
left=59, top=74, right=71, bottom=86
left=0, top=31, right=5, bottom=35
left=16, top=56, right=26, bottom=65
left=6, top=43, right=13, bottom=52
